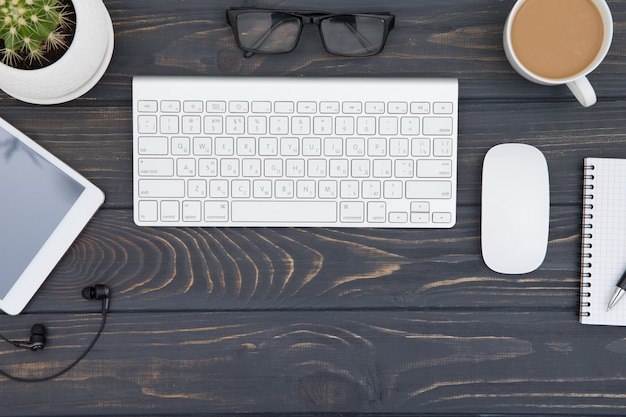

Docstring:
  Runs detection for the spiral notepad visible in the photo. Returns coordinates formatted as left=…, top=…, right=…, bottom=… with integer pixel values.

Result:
left=580, top=158, right=626, bottom=325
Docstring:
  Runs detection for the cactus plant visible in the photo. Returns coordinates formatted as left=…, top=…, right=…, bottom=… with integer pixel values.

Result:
left=0, top=0, right=72, bottom=66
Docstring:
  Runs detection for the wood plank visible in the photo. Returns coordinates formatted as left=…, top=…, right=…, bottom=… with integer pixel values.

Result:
left=0, top=310, right=624, bottom=415
left=0, top=0, right=624, bottom=104
left=19, top=205, right=581, bottom=313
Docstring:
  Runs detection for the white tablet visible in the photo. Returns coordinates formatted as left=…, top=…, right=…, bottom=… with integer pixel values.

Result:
left=0, top=117, right=104, bottom=315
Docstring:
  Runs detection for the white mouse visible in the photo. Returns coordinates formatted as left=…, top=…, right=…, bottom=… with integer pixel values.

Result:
left=481, top=143, right=550, bottom=274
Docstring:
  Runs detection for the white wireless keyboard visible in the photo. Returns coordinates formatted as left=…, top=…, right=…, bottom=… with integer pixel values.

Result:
left=133, top=76, right=458, bottom=227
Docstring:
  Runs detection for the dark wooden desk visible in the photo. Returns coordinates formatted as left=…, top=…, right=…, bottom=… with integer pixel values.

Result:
left=1, top=0, right=625, bottom=415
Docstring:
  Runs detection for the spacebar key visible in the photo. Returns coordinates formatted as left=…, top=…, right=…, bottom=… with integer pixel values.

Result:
left=232, top=201, right=337, bottom=223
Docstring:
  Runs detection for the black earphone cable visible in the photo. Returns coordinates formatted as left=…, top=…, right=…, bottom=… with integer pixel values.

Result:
left=0, top=287, right=109, bottom=383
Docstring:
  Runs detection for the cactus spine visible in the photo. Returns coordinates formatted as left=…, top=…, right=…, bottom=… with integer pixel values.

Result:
left=0, top=0, right=71, bottom=65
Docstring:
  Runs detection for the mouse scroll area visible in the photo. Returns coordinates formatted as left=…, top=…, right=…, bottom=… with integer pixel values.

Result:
left=481, top=144, right=550, bottom=274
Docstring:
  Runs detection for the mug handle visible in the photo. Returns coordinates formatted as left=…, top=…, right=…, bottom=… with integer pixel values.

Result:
left=567, top=76, right=597, bottom=107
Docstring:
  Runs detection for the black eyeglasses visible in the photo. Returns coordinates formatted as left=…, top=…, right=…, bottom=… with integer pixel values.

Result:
left=226, top=8, right=395, bottom=58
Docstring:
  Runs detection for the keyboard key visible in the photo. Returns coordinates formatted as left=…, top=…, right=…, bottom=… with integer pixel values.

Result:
left=406, top=181, right=452, bottom=199
left=389, top=212, right=408, bottom=223
left=138, top=200, right=158, bottom=222
left=138, top=136, right=168, bottom=155
left=434, top=102, right=453, bottom=114
left=269, top=116, right=289, bottom=135
left=320, top=102, right=340, bottom=113
left=297, top=180, right=316, bottom=198
left=410, top=102, right=430, bottom=114
left=138, top=158, right=174, bottom=176
left=251, top=101, right=271, bottom=113
left=411, top=212, right=429, bottom=223
left=302, top=138, right=321, bottom=156
left=237, top=137, right=256, bottom=156
left=275, top=101, right=294, bottom=113
left=297, top=101, right=317, bottom=113
left=423, top=117, right=453, bottom=135
left=138, top=180, right=185, bottom=198
left=199, top=158, right=218, bottom=177
left=324, top=138, right=343, bottom=156
left=137, top=100, right=158, bottom=112
left=229, top=101, right=249, bottom=113
left=183, top=101, right=203, bottom=113
left=231, top=202, right=337, bottom=223
left=417, top=159, right=453, bottom=178
left=171, top=136, right=190, bottom=155
left=343, top=102, right=362, bottom=114
left=379, top=117, right=398, bottom=135
left=183, top=201, right=202, bottom=222
left=433, top=212, right=453, bottom=223
left=231, top=180, right=251, bottom=198
left=177, top=158, right=196, bottom=176
left=318, top=180, right=338, bottom=198
left=182, top=116, right=202, bottom=135
left=215, top=137, right=234, bottom=156
left=433, top=138, right=453, bottom=157
left=314, top=117, right=332, bottom=135
left=384, top=181, right=403, bottom=198
left=394, top=160, right=414, bottom=178
left=411, top=138, right=431, bottom=157
left=362, top=180, right=381, bottom=198
left=188, top=179, right=207, bottom=198
left=160, top=201, right=179, bottom=222
left=401, top=117, right=420, bottom=135
left=357, top=117, right=376, bottom=135
left=346, top=138, right=365, bottom=156
left=368, top=138, right=387, bottom=157
left=209, top=179, right=228, bottom=197
left=275, top=180, right=294, bottom=198
left=292, top=116, right=311, bottom=135
left=365, top=102, right=385, bottom=114
left=335, top=117, right=354, bottom=135
left=254, top=180, right=272, bottom=198
left=340, top=202, right=365, bottom=222
left=205, top=201, right=229, bottom=222
left=160, top=115, right=179, bottom=134
left=373, top=160, right=392, bottom=178
left=259, top=137, right=278, bottom=156
left=161, top=101, right=180, bottom=112
left=193, top=137, right=212, bottom=155
left=203, top=116, right=223, bottom=134
left=388, top=102, right=408, bottom=114
left=225, top=116, right=245, bottom=134
left=367, top=202, right=386, bottom=222
left=389, top=138, right=409, bottom=157
left=206, top=101, right=226, bottom=113
left=248, top=116, right=267, bottom=134
left=137, top=115, right=157, bottom=134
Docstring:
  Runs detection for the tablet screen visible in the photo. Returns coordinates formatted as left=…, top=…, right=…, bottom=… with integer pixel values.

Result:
left=0, top=127, right=84, bottom=299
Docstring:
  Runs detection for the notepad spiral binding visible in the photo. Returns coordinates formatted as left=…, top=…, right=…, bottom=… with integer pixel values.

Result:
left=580, top=164, right=595, bottom=317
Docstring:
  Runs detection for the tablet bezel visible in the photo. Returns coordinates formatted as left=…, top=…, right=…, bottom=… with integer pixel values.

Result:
left=0, top=117, right=105, bottom=315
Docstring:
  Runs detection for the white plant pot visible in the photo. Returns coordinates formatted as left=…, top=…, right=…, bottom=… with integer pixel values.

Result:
left=0, top=0, right=114, bottom=105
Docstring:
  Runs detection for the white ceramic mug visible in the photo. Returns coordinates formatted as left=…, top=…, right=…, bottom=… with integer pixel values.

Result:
left=503, top=0, right=613, bottom=107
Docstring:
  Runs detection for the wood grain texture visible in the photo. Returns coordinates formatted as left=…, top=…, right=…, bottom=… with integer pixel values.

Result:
left=2, top=311, right=626, bottom=415
left=0, top=0, right=625, bottom=416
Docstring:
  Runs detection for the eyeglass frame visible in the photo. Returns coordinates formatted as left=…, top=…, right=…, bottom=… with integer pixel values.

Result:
left=226, top=8, right=396, bottom=58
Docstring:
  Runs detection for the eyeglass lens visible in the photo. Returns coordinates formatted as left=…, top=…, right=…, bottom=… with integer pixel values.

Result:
left=236, top=12, right=301, bottom=54
left=321, top=16, right=386, bottom=56
left=234, top=12, right=388, bottom=56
